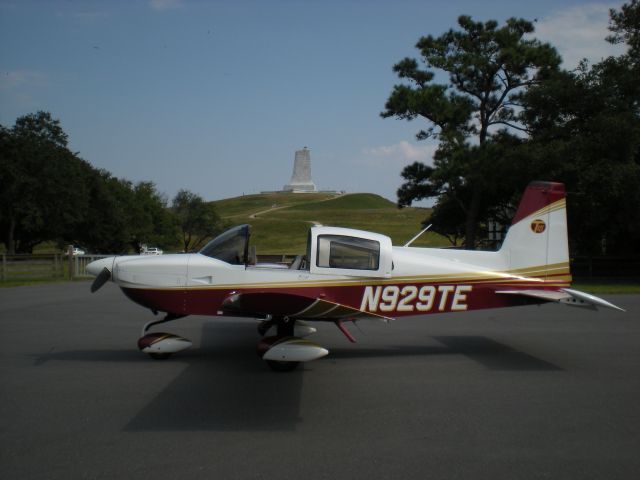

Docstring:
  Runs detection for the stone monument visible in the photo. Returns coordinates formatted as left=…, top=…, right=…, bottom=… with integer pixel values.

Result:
left=283, top=147, right=317, bottom=192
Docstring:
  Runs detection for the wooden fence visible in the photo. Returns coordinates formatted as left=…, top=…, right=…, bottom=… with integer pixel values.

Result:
left=0, top=254, right=65, bottom=281
left=0, top=254, right=110, bottom=282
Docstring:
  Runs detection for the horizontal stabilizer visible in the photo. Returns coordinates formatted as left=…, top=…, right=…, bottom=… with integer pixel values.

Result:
left=496, top=289, right=569, bottom=302
left=561, top=288, right=625, bottom=311
left=496, top=288, right=624, bottom=311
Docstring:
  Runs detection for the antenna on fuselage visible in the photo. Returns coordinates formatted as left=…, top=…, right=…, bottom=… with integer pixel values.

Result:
left=403, top=224, right=432, bottom=247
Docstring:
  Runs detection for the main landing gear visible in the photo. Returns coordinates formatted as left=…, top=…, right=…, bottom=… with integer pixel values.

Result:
left=256, top=316, right=328, bottom=372
left=137, top=313, right=191, bottom=360
left=136, top=313, right=328, bottom=371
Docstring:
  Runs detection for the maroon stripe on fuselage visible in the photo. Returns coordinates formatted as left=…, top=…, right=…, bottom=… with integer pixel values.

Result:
left=120, top=278, right=561, bottom=318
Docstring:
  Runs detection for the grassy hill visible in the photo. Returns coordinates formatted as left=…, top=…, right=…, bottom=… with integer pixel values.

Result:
left=214, top=192, right=338, bottom=218
left=211, top=192, right=449, bottom=254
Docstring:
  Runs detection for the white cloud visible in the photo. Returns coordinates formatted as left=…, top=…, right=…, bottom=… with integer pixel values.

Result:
left=535, top=2, right=626, bottom=69
left=149, top=0, right=185, bottom=11
left=0, top=70, right=47, bottom=90
left=363, top=140, right=437, bottom=165
left=0, top=71, right=47, bottom=114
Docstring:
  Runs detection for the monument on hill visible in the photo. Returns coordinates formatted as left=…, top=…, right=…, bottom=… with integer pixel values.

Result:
left=283, top=147, right=317, bottom=192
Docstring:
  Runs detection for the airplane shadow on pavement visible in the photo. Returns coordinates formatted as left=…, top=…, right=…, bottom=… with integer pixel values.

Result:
left=32, top=322, right=562, bottom=432
left=328, top=335, right=562, bottom=371
left=124, top=321, right=305, bottom=432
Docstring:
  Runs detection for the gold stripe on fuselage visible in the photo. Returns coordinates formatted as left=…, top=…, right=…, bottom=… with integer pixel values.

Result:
left=132, top=261, right=571, bottom=291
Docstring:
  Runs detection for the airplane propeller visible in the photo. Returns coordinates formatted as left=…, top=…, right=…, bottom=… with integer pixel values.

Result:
left=91, top=267, right=111, bottom=293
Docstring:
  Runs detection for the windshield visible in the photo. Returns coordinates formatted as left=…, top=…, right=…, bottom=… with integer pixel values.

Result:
left=199, top=224, right=250, bottom=265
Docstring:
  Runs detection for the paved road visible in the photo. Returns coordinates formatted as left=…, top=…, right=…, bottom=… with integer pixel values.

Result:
left=1, top=283, right=638, bottom=479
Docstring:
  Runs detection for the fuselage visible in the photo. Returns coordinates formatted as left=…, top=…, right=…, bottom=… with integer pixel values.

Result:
left=88, top=244, right=570, bottom=320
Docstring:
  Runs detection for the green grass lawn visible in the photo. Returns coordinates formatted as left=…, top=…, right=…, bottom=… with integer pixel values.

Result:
left=215, top=192, right=339, bottom=219
left=571, top=279, right=640, bottom=294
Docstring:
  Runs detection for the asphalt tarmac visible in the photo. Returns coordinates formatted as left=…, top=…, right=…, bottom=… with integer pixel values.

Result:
left=1, top=282, right=638, bottom=480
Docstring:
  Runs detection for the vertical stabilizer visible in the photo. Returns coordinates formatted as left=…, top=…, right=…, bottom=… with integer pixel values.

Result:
left=499, top=182, right=571, bottom=284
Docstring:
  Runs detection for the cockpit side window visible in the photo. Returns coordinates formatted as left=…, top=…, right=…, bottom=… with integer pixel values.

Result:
left=316, top=235, right=380, bottom=270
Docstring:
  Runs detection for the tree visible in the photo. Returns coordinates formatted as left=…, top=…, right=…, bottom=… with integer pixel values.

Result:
left=172, top=190, right=222, bottom=252
left=12, top=111, right=68, bottom=147
left=382, top=16, right=560, bottom=247
left=74, top=171, right=131, bottom=253
left=76, top=173, right=142, bottom=253
left=73, top=174, right=180, bottom=254
left=0, top=112, right=93, bottom=253
left=127, top=182, right=178, bottom=252
left=518, top=1, right=640, bottom=255
left=607, top=0, right=640, bottom=58
left=0, top=112, right=180, bottom=254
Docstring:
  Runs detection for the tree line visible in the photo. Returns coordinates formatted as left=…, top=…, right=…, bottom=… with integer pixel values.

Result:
left=0, top=111, right=223, bottom=254
left=383, top=1, right=640, bottom=255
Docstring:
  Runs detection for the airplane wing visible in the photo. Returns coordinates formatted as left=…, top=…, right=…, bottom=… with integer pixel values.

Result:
left=221, top=291, right=394, bottom=321
left=496, top=288, right=624, bottom=311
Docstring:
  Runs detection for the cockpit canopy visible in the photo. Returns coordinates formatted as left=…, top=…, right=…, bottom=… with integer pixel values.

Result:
left=199, top=223, right=392, bottom=277
left=199, top=224, right=249, bottom=265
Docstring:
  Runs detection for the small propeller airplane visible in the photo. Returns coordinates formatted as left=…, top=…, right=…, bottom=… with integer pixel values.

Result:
left=87, top=181, right=624, bottom=371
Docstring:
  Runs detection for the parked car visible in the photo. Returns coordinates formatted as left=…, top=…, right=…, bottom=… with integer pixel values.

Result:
left=64, top=246, right=85, bottom=256
left=140, top=245, right=163, bottom=255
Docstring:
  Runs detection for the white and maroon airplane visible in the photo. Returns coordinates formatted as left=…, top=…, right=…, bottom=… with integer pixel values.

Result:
left=87, top=182, right=623, bottom=371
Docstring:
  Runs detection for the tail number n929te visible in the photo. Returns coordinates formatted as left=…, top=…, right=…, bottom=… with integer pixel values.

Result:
left=360, top=285, right=473, bottom=313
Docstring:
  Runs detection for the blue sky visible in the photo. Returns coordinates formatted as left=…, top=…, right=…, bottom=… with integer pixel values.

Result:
left=0, top=0, right=626, bottom=203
